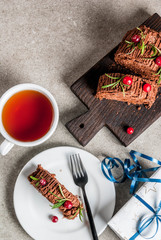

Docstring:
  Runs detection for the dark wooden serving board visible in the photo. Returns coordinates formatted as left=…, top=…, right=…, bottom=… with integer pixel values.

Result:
left=66, top=13, right=161, bottom=147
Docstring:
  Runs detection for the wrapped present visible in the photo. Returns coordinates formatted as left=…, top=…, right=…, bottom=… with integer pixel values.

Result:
left=108, top=168, right=161, bottom=240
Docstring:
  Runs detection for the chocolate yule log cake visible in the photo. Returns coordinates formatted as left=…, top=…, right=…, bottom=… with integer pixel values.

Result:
left=95, top=73, right=158, bottom=108
left=28, top=165, right=83, bottom=220
left=115, top=25, right=161, bottom=82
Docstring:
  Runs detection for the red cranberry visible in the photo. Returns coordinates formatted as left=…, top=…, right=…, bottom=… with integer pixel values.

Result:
left=40, top=178, right=46, bottom=186
left=155, top=56, right=161, bottom=66
left=123, top=76, right=133, bottom=85
left=143, top=83, right=151, bottom=92
left=51, top=216, right=58, bottom=223
left=127, top=127, right=134, bottom=135
left=131, top=34, right=141, bottom=43
left=64, top=201, right=73, bottom=209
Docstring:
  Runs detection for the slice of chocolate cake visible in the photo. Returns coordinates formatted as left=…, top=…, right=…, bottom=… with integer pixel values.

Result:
left=114, top=25, right=161, bottom=81
left=95, top=73, right=158, bottom=108
left=28, top=165, right=82, bottom=220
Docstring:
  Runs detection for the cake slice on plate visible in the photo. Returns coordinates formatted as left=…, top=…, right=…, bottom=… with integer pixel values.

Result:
left=114, top=25, right=161, bottom=82
left=95, top=73, right=158, bottom=108
left=28, top=164, right=83, bottom=220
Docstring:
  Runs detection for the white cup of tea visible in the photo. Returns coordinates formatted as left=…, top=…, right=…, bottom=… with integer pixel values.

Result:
left=0, top=83, right=59, bottom=155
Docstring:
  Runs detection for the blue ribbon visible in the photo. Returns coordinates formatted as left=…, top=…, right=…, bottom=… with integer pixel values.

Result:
left=129, top=194, right=161, bottom=240
left=101, top=150, right=161, bottom=194
left=101, top=150, right=161, bottom=239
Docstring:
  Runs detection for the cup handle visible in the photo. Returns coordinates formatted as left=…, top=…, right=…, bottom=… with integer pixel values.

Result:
left=0, top=139, right=14, bottom=155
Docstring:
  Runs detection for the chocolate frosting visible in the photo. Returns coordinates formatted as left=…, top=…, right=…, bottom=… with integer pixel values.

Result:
left=95, top=73, right=158, bottom=108
left=28, top=165, right=81, bottom=220
left=115, top=25, right=161, bottom=81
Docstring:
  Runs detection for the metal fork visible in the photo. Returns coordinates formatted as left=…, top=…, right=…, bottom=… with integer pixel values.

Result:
left=70, top=154, right=98, bottom=240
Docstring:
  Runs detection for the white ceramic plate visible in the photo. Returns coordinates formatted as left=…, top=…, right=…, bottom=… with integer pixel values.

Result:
left=13, top=146, right=115, bottom=240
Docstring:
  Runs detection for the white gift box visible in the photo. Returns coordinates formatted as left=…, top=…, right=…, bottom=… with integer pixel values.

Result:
left=108, top=168, right=161, bottom=240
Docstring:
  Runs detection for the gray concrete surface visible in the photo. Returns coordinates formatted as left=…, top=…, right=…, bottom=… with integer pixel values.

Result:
left=0, top=0, right=161, bottom=239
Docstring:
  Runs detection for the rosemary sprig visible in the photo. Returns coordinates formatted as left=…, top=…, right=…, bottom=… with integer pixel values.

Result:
left=105, top=73, right=120, bottom=80
left=158, top=74, right=161, bottom=84
left=69, top=208, right=79, bottom=219
left=138, top=41, right=146, bottom=55
left=101, top=74, right=120, bottom=89
left=59, top=184, right=66, bottom=199
left=79, top=206, right=84, bottom=222
left=125, top=40, right=135, bottom=48
left=111, top=81, right=120, bottom=89
left=49, top=184, right=69, bottom=209
left=151, top=44, right=158, bottom=57
left=143, top=56, right=156, bottom=60
left=30, top=175, right=43, bottom=186
left=35, top=182, right=39, bottom=187
left=68, top=204, right=84, bottom=222
left=125, top=27, right=146, bottom=55
left=143, top=44, right=161, bottom=84
left=136, top=27, right=146, bottom=39
left=127, top=44, right=136, bottom=55
left=102, top=81, right=118, bottom=88
left=120, top=82, right=125, bottom=97
left=30, top=176, right=39, bottom=181
left=144, top=45, right=161, bottom=60
left=152, top=45, right=161, bottom=55
left=153, top=68, right=161, bottom=84
left=49, top=190, right=62, bottom=199
left=125, top=40, right=135, bottom=53
left=49, top=185, right=84, bottom=221
left=102, top=74, right=129, bottom=96
left=50, top=200, right=66, bottom=209
left=154, top=68, right=161, bottom=76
